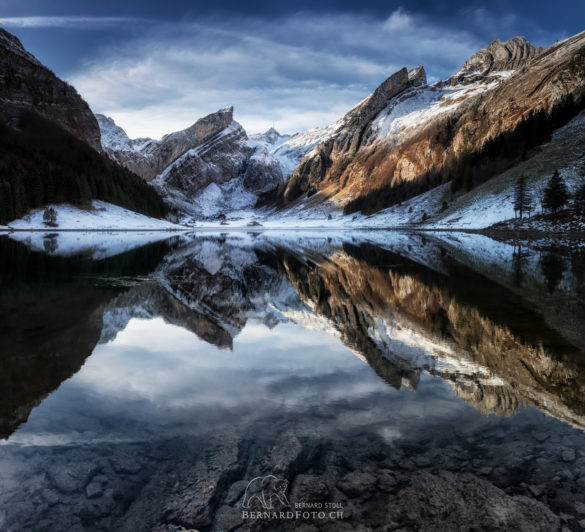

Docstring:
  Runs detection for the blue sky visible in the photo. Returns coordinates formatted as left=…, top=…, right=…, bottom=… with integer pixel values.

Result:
left=1, top=1, right=582, bottom=138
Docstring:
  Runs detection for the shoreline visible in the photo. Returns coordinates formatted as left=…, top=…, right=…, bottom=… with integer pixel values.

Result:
left=2, top=226, right=585, bottom=237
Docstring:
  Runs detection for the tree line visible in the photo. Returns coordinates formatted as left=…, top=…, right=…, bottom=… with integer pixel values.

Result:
left=0, top=111, right=169, bottom=224
left=514, top=166, right=585, bottom=219
left=344, top=93, right=585, bottom=216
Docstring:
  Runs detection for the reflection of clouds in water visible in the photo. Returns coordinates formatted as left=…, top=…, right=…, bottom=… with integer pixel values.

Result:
left=14, top=317, right=393, bottom=442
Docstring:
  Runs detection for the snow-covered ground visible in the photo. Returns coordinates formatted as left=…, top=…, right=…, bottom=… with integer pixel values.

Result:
left=5, top=201, right=185, bottom=230
left=2, top=200, right=186, bottom=259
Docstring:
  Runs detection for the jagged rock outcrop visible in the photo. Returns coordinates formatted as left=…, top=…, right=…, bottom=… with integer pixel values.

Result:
left=408, top=64, right=427, bottom=87
left=447, top=36, right=542, bottom=85
left=278, top=31, right=585, bottom=210
left=155, top=121, right=282, bottom=198
left=0, top=27, right=101, bottom=151
left=336, top=67, right=411, bottom=155
left=283, top=67, right=415, bottom=200
left=99, top=108, right=283, bottom=217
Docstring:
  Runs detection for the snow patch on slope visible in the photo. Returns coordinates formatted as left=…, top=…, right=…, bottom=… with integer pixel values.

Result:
left=269, top=119, right=345, bottom=178
left=96, top=114, right=155, bottom=153
left=7, top=200, right=184, bottom=230
left=372, top=79, right=500, bottom=143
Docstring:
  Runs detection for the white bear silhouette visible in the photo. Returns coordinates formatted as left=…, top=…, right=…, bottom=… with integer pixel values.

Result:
left=242, top=475, right=290, bottom=509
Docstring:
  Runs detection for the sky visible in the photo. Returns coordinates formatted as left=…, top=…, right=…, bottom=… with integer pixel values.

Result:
left=0, top=1, right=583, bottom=139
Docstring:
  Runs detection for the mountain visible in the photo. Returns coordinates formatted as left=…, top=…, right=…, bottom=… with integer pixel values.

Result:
left=98, top=107, right=234, bottom=182
left=275, top=33, right=585, bottom=220
left=249, top=127, right=290, bottom=146
left=0, top=26, right=169, bottom=224
left=95, top=31, right=585, bottom=228
left=97, top=108, right=284, bottom=219
left=0, top=28, right=101, bottom=151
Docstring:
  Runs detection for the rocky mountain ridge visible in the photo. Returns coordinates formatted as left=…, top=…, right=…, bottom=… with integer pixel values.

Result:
left=282, top=65, right=426, bottom=201
left=98, top=107, right=234, bottom=182
left=98, top=108, right=284, bottom=219
left=275, top=32, right=585, bottom=215
left=94, top=30, right=585, bottom=226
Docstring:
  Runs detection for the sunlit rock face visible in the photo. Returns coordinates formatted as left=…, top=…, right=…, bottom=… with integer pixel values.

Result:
left=446, top=37, right=542, bottom=86
left=0, top=28, right=101, bottom=151
left=279, top=32, right=585, bottom=209
left=283, top=67, right=413, bottom=201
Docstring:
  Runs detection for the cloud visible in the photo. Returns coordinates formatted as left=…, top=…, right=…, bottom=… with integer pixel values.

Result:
left=383, top=7, right=413, bottom=31
left=66, top=10, right=485, bottom=138
left=0, top=16, right=140, bottom=28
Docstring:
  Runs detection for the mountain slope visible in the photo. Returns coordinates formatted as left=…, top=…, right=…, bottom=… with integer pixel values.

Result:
left=332, top=109, right=585, bottom=230
left=0, top=26, right=170, bottom=224
left=0, top=28, right=101, bottom=151
left=278, top=33, right=585, bottom=217
left=98, top=107, right=234, bottom=182
left=0, top=111, right=169, bottom=224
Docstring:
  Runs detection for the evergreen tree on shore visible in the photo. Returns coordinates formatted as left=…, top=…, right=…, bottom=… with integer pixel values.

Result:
left=574, top=182, right=585, bottom=214
left=542, top=170, right=569, bottom=215
left=574, top=163, right=585, bottom=214
left=513, top=175, right=533, bottom=219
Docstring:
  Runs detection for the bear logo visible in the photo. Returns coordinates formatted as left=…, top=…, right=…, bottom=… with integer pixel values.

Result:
left=241, top=475, right=290, bottom=510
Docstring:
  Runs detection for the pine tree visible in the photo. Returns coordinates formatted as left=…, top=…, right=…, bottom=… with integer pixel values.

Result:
left=574, top=181, right=585, bottom=214
left=574, top=163, right=585, bottom=215
left=542, top=170, right=569, bottom=215
left=513, top=175, right=533, bottom=219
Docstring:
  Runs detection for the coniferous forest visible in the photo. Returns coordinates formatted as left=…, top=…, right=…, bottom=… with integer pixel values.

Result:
left=344, top=93, right=585, bottom=216
left=0, top=111, right=169, bottom=224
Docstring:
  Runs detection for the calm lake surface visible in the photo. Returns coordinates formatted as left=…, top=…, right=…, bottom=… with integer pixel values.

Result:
left=1, top=230, right=585, bottom=531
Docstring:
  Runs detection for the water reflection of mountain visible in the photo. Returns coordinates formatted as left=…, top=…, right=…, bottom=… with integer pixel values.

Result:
left=0, top=238, right=175, bottom=438
left=279, top=239, right=585, bottom=425
left=2, top=232, right=585, bottom=439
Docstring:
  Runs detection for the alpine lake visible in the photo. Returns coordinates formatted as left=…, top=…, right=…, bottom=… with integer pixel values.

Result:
left=1, top=229, right=585, bottom=531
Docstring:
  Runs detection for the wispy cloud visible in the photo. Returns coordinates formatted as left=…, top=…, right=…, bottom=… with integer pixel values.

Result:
left=0, top=16, right=139, bottom=28
left=63, top=8, right=559, bottom=138
left=67, top=9, right=485, bottom=138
